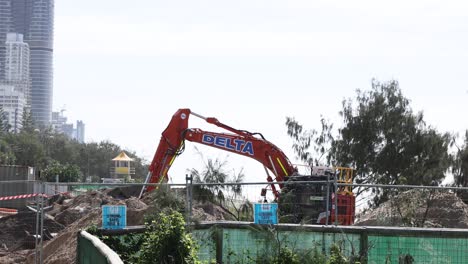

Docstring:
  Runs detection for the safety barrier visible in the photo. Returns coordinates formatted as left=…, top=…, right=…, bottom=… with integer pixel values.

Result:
left=76, top=230, right=123, bottom=264
left=0, top=193, right=47, bottom=201
left=192, top=222, right=468, bottom=264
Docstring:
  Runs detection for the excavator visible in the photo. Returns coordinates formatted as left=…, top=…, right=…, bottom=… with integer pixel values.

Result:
left=141, top=108, right=355, bottom=225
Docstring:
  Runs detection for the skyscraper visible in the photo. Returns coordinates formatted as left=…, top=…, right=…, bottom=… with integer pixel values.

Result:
left=0, top=0, right=54, bottom=125
left=4, top=33, right=30, bottom=104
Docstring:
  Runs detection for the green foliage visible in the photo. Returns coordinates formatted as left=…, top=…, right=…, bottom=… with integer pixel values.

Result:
left=285, top=80, right=453, bottom=206
left=88, top=210, right=200, bottom=264
left=87, top=225, right=144, bottom=263
left=332, top=80, right=451, bottom=186
left=0, top=127, right=148, bottom=182
left=5, top=131, right=46, bottom=167
left=453, top=131, right=468, bottom=187
left=139, top=210, right=199, bottom=264
left=286, top=116, right=334, bottom=166
left=0, top=107, right=11, bottom=134
left=190, top=153, right=252, bottom=221
left=332, top=80, right=451, bottom=205
left=21, top=107, right=35, bottom=134
left=144, top=186, right=186, bottom=222
left=41, top=160, right=82, bottom=182
left=273, top=246, right=300, bottom=264
left=307, top=247, right=328, bottom=264
left=0, top=139, right=16, bottom=164
left=327, top=244, right=348, bottom=264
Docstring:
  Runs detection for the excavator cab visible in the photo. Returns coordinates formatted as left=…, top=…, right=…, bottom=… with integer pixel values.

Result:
left=278, top=167, right=355, bottom=225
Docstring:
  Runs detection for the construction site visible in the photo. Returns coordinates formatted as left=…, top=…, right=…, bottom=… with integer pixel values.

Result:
left=0, top=109, right=468, bottom=264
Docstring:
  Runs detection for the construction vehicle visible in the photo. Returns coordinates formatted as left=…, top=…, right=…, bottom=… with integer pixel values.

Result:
left=142, top=108, right=355, bottom=225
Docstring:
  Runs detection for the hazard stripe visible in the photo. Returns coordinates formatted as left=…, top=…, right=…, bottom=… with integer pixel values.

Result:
left=0, top=193, right=48, bottom=201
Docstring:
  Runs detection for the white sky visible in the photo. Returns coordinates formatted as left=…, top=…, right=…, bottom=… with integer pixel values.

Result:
left=54, top=0, right=468, bottom=184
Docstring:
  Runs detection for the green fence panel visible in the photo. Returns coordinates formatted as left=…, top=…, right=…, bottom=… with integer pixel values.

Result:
left=192, top=229, right=217, bottom=262
left=192, top=226, right=361, bottom=263
left=367, top=235, right=468, bottom=264
left=192, top=225, right=468, bottom=264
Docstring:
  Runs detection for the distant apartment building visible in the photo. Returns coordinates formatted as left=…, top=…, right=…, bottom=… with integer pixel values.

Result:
left=0, top=0, right=54, bottom=125
left=51, top=110, right=86, bottom=143
left=0, top=33, right=30, bottom=132
left=76, top=120, right=85, bottom=143
left=3, top=33, right=30, bottom=104
left=0, top=83, right=25, bottom=132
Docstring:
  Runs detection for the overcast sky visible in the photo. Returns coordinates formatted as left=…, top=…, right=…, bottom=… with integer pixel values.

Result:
left=54, top=0, right=468, bottom=184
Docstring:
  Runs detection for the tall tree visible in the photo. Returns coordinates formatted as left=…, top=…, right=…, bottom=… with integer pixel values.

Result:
left=285, top=116, right=334, bottom=166
left=453, top=131, right=468, bottom=187
left=285, top=80, right=452, bottom=206
left=21, top=107, right=35, bottom=133
left=331, top=80, right=451, bottom=188
left=0, top=107, right=11, bottom=134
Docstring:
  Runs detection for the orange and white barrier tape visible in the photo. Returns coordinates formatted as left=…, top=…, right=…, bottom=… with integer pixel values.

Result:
left=0, top=193, right=47, bottom=201
left=0, top=207, right=18, bottom=215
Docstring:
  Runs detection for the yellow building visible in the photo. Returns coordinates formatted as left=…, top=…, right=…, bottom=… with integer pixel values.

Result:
left=110, top=151, right=135, bottom=182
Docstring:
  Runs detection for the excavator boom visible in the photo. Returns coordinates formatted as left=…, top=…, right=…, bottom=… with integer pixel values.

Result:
left=145, top=108, right=297, bottom=197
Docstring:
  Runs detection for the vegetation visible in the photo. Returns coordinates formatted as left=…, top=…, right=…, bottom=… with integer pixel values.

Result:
left=453, top=131, right=468, bottom=187
left=189, top=154, right=253, bottom=221
left=139, top=210, right=199, bottom=264
left=89, top=210, right=199, bottom=264
left=0, top=124, right=148, bottom=182
left=286, top=80, right=457, bottom=206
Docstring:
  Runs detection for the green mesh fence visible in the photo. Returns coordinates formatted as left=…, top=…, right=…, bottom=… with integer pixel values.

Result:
left=368, top=235, right=468, bottom=264
left=193, top=227, right=361, bottom=263
left=192, top=229, right=217, bottom=261
left=192, top=225, right=468, bottom=264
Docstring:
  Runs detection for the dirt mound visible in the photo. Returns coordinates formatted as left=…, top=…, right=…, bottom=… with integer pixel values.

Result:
left=126, top=197, right=148, bottom=225
left=0, top=211, right=64, bottom=252
left=192, top=202, right=227, bottom=222
left=106, top=186, right=143, bottom=199
left=35, top=209, right=101, bottom=264
left=24, top=189, right=150, bottom=264
left=1, top=187, right=233, bottom=263
left=356, top=189, right=468, bottom=228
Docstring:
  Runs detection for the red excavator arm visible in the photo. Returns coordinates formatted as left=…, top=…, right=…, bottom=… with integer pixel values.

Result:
left=145, top=108, right=297, bottom=198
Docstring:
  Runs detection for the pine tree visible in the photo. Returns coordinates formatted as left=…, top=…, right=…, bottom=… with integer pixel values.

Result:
left=0, top=107, right=11, bottom=134
left=21, top=107, right=35, bottom=133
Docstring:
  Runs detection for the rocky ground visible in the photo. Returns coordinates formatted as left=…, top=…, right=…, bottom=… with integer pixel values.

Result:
left=355, top=189, right=468, bottom=228
left=0, top=186, right=229, bottom=264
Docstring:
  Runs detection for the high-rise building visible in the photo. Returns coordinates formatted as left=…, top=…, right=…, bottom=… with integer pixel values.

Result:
left=75, top=120, right=85, bottom=143
left=51, top=110, right=86, bottom=143
left=0, top=0, right=54, bottom=125
left=4, top=32, right=30, bottom=104
left=0, top=83, right=25, bottom=132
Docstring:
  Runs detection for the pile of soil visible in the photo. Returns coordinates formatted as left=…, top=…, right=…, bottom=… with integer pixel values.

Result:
left=192, top=202, right=228, bottom=222
left=0, top=187, right=234, bottom=263
left=0, top=188, right=150, bottom=264
left=0, top=211, right=64, bottom=251
left=0, top=211, right=64, bottom=263
left=355, top=189, right=468, bottom=228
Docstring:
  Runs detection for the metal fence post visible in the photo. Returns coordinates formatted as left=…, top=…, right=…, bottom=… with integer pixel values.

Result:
left=34, top=192, right=40, bottom=264
left=40, top=182, right=45, bottom=264
left=326, top=174, right=330, bottom=226
left=334, top=177, right=338, bottom=226
left=185, top=174, right=193, bottom=225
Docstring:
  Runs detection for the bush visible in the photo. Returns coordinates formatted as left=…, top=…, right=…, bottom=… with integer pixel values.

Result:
left=273, top=246, right=300, bottom=264
left=139, top=210, right=199, bottom=264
